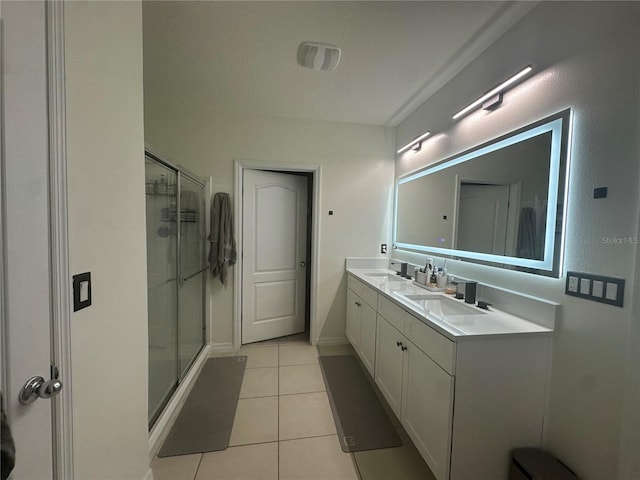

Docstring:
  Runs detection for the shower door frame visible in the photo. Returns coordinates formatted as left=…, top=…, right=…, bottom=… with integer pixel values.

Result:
left=145, top=151, right=207, bottom=428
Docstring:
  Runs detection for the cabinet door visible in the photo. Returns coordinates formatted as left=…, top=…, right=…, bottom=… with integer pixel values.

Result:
left=346, top=289, right=360, bottom=348
left=375, top=315, right=405, bottom=417
left=359, top=301, right=377, bottom=377
left=402, top=344, right=454, bottom=480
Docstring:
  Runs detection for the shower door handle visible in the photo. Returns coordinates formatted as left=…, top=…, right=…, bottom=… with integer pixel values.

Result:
left=181, top=265, right=209, bottom=283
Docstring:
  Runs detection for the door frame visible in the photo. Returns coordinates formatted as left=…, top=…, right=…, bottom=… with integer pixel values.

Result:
left=0, top=2, right=74, bottom=478
left=233, top=160, right=321, bottom=349
left=46, top=3, right=74, bottom=478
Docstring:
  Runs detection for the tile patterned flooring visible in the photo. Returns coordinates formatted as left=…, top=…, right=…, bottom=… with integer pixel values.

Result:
left=151, top=341, right=435, bottom=480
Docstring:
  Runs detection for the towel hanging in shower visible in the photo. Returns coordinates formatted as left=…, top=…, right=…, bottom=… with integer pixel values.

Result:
left=209, top=192, right=236, bottom=285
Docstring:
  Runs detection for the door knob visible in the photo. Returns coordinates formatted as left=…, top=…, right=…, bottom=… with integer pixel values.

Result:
left=300, top=261, right=306, bottom=267
left=19, top=376, right=63, bottom=405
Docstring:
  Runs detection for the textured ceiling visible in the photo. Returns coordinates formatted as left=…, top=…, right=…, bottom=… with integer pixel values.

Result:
left=143, top=1, right=537, bottom=126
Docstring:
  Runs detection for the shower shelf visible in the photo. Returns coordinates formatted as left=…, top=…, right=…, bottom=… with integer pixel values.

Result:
left=146, top=181, right=177, bottom=197
left=160, top=207, right=197, bottom=223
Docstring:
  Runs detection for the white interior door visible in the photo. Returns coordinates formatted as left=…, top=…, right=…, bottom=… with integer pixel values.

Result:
left=1, top=1, right=56, bottom=478
left=242, top=170, right=308, bottom=344
left=456, top=183, right=510, bottom=255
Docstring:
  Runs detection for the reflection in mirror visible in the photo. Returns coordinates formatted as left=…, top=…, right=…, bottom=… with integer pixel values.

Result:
left=394, top=109, right=571, bottom=277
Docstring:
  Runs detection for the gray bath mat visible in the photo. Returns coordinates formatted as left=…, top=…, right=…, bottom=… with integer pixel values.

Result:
left=319, top=355, right=402, bottom=452
left=158, top=356, right=247, bottom=457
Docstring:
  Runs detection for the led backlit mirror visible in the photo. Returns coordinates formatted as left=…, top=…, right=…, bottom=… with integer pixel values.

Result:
left=394, top=109, right=572, bottom=277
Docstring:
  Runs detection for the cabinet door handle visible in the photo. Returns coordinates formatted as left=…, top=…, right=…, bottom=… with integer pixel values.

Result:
left=355, top=301, right=361, bottom=307
left=401, top=345, right=408, bottom=352
left=396, top=341, right=402, bottom=347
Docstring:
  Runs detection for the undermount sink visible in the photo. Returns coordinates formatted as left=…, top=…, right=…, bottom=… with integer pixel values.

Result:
left=365, top=272, right=404, bottom=281
left=403, top=293, right=442, bottom=301
left=403, top=294, right=483, bottom=316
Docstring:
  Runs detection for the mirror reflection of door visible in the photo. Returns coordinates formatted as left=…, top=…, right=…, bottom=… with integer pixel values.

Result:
left=456, top=183, right=511, bottom=255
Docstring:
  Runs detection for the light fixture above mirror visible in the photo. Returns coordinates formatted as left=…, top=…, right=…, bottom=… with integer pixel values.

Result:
left=452, top=65, right=533, bottom=120
left=397, top=130, right=431, bottom=154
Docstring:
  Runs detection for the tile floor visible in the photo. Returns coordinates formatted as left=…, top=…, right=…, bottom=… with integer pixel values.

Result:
left=151, top=341, right=435, bottom=480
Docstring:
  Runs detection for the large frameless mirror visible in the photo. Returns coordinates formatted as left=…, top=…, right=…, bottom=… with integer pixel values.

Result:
left=394, top=109, right=572, bottom=277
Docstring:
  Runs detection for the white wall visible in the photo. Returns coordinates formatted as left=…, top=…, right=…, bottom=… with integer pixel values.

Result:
left=395, top=3, right=640, bottom=479
left=143, top=101, right=395, bottom=344
left=65, top=2, right=150, bottom=478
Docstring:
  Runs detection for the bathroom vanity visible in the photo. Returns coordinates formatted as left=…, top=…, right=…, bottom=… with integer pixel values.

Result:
left=345, top=261, right=557, bottom=480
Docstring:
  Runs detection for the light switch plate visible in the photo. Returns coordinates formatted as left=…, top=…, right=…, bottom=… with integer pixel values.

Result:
left=73, top=272, right=92, bottom=311
left=565, top=271, right=624, bottom=307
left=592, top=280, right=604, bottom=298
left=579, top=278, right=591, bottom=295
left=605, top=282, right=618, bottom=301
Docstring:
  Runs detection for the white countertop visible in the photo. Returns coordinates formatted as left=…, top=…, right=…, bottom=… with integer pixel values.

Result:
left=347, top=268, right=553, bottom=341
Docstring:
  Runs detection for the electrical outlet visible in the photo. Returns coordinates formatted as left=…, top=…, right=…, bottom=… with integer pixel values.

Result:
left=380, top=243, right=387, bottom=254
left=567, top=275, right=579, bottom=293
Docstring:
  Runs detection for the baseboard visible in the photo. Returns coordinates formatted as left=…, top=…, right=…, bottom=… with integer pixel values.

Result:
left=148, top=344, right=212, bottom=459
left=209, top=342, right=235, bottom=356
left=315, top=336, right=349, bottom=346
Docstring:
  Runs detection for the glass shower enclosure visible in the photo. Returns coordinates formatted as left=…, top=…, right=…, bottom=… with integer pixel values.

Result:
left=145, top=152, right=207, bottom=428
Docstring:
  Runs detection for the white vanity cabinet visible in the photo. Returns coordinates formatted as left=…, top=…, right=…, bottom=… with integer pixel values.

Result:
left=345, top=289, right=360, bottom=346
left=374, top=313, right=405, bottom=415
left=345, top=271, right=552, bottom=480
left=346, top=276, right=378, bottom=376
left=402, top=338, right=454, bottom=480
left=375, top=298, right=454, bottom=480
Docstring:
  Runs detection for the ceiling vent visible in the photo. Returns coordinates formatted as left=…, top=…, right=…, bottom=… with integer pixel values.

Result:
left=297, top=42, right=341, bottom=71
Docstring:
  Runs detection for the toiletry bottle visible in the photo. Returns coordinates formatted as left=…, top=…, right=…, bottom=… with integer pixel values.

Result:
left=430, top=269, right=437, bottom=287
left=436, top=268, right=446, bottom=288
left=445, top=275, right=456, bottom=294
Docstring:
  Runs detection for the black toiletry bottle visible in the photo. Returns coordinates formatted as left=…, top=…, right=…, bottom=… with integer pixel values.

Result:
left=430, top=270, right=437, bottom=287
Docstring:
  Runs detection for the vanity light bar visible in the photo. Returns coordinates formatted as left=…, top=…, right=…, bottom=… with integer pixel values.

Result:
left=452, top=65, right=533, bottom=120
left=396, top=131, right=431, bottom=154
